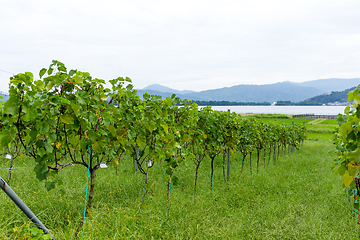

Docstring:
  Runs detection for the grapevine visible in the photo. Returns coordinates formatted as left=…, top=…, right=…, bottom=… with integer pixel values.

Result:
left=0, top=61, right=307, bottom=236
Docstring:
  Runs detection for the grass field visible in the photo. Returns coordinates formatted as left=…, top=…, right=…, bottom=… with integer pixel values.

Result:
left=318, top=119, right=338, bottom=125
left=252, top=118, right=313, bottom=125
left=0, top=119, right=356, bottom=239
left=255, top=117, right=337, bottom=134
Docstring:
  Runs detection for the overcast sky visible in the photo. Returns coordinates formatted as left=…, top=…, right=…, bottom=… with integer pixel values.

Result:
left=1, top=0, right=360, bottom=92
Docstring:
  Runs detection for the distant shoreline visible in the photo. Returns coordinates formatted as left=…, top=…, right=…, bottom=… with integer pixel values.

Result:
left=192, top=100, right=349, bottom=107
left=204, top=105, right=345, bottom=116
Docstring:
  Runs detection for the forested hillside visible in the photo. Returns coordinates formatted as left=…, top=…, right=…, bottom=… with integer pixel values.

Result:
left=297, top=86, right=357, bottom=105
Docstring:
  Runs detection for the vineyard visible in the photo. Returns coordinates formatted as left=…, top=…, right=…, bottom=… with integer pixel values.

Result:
left=0, top=61, right=357, bottom=239
left=332, top=85, right=360, bottom=208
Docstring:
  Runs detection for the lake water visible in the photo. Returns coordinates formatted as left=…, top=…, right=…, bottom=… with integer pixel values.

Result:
left=200, top=106, right=346, bottom=115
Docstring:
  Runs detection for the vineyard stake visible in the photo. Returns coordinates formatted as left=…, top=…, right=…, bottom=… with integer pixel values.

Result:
left=138, top=161, right=151, bottom=215
left=222, top=152, right=226, bottom=182
left=249, top=152, right=252, bottom=174
left=133, top=148, right=139, bottom=172
left=211, top=156, right=215, bottom=191
left=168, top=173, right=173, bottom=203
left=81, top=145, right=92, bottom=237
left=227, top=149, right=230, bottom=182
left=241, top=154, right=246, bottom=172
left=273, top=143, right=277, bottom=164
left=0, top=176, right=56, bottom=239
left=263, top=147, right=266, bottom=169
left=256, top=150, right=260, bottom=173
left=227, top=109, right=230, bottom=182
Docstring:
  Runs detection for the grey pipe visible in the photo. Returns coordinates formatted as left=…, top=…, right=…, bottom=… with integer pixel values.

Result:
left=0, top=176, right=56, bottom=239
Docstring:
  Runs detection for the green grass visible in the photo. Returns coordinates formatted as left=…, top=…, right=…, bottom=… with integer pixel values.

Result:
left=306, top=124, right=336, bottom=134
left=254, top=118, right=314, bottom=125
left=255, top=117, right=337, bottom=134
left=0, top=127, right=356, bottom=239
left=243, top=113, right=291, bottom=119
left=319, top=119, right=338, bottom=125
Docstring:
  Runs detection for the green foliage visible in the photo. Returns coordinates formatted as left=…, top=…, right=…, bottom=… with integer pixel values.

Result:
left=332, top=84, right=360, bottom=208
left=0, top=60, right=137, bottom=190
left=13, top=223, right=52, bottom=240
left=0, top=61, right=307, bottom=238
left=0, top=58, right=306, bottom=191
left=299, top=86, right=357, bottom=105
left=275, top=100, right=297, bottom=106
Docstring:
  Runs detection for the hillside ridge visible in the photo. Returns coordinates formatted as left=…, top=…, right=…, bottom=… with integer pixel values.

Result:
left=138, top=78, right=359, bottom=103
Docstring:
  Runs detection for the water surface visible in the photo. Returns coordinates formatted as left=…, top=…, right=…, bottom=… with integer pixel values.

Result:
left=201, top=106, right=346, bottom=115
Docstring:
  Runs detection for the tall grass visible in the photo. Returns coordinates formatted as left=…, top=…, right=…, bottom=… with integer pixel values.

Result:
left=0, top=134, right=356, bottom=239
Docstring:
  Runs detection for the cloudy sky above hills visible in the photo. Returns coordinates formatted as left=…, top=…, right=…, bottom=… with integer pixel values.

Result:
left=1, top=0, right=360, bottom=92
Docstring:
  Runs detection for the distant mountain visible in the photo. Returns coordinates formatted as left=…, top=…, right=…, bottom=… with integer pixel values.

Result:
left=138, top=82, right=322, bottom=103
left=297, top=78, right=359, bottom=93
left=137, top=78, right=359, bottom=103
left=142, top=84, right=195, bottom=95
left=183, top=82, right=322, bottom=102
